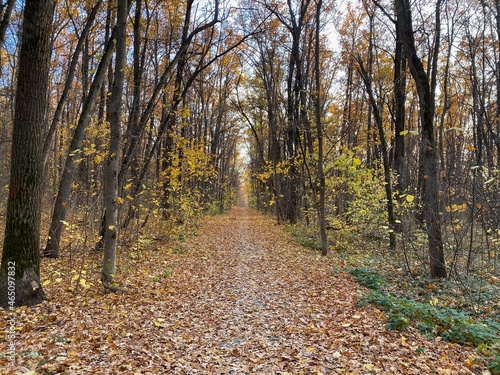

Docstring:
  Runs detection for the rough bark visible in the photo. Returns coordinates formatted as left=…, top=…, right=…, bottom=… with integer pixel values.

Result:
left=0, top=0, right=56, bottom=307
left=102, top=0, right=128, bottom=289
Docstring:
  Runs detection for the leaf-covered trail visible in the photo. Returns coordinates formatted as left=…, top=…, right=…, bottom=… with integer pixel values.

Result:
left=1, top=207, right=486, bottom=374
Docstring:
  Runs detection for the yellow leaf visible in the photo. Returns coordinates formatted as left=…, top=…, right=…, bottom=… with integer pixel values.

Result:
left=485, top=177, right=495, bottom=185
left=108, top=225, right=115, bottom=230
left=429, top=297, right=439, bottom=306
left=399, top=130, right=408, bottom=136
left=42, top=280, right=51, bottom=286
left=363, top=363, right=375, bottom=370
left=306, top=346, right=315, bottom=352
left=152, top=318, right=165, bottom=327
left=466, top=355, right=477, bottom=367
left=79, top=278, right=91, bottom=288
left=116, top=196, right=124, bottom=204
left=55, top=278, right=63, bottom=283
left=406, top=195, right=414, bottom=203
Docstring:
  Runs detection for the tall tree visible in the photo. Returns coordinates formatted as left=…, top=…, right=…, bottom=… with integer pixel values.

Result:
left=395, top=0, right=447, bottom=278
left=264, top=0, right=313, bottom=224
left=0, top=0, right=56, bottom=307
left=392, top=17, right=407, bottom=193
left=43, top=23, right=117, bottom=258
left=102, top=0, right=129, bottom=290
left=314, top=0, right=328, bottom=256
left=356, top=55, right=397, bottom=252
left=0, top=0, right=14, bottom=53
left=42, top=0, right=103, bottom=164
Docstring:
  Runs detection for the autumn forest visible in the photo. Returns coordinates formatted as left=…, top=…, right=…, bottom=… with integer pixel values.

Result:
left=1, top=0, right=500, bottom=373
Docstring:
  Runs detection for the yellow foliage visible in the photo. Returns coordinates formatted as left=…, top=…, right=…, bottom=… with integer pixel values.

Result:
left=445, top=203, right=467, bottom=213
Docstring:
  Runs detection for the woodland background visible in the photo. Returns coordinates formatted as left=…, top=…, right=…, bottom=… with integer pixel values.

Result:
left=0, top=0, right=499, bottom=371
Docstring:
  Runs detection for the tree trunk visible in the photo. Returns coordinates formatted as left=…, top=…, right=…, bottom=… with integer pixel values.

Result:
left=44, top=25, right=117, bottom=258
left=315, top=0, right=328, bottom=256
left=0, top=0, right=56, bottom=307
left=395, top=0, right=447, bottom=278
left=357, top=57, right=396, bottom=252
left=125, top=0, right=149, bottom=192
left=102, top=0, right=128, bottom=290
left=496, top=0, right=500, bottom=167
left=0, top=0, right=14, bottom=52
left=42, top=0, right=103, bottom=164
left=393, top=20, right=407, bottom=192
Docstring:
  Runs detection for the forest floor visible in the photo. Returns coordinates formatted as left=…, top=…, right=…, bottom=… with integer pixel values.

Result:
left=0, top=207, right=491, bottom=374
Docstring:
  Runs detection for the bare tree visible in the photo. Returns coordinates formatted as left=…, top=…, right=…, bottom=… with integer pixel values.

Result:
left=395, top=0, right=447, bottom=278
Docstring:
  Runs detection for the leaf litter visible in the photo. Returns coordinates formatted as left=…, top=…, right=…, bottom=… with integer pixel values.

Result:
left=0, top=207, right=489, bottom=374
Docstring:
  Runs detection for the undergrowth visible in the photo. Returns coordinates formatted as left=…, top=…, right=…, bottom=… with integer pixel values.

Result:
left=351, top=267, right=500, bottom=373
left=287, top=225, right=500, bottom=373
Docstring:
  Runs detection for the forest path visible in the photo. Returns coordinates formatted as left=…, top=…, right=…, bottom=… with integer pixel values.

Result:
left=1, top=207, right=485, bottom=374
left=140, top=206, right=480, bottom=374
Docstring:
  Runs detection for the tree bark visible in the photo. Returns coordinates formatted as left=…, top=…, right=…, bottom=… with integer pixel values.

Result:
left=102, top=0, right=128, bottom=289
left=395, top=0, right=447, bottom=278
left=0, top=0, right=56, bottom=307
left=393, top=20, right=407, bottom=192
left=314, top=0, right=328, bottom=256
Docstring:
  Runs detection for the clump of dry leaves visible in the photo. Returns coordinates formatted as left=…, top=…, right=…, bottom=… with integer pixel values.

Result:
left=0, top=208, right=489, bottom=374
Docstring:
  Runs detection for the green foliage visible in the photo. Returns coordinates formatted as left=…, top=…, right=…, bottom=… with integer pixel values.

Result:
left=361, top=290, right=499, bottom=345
left=349, top=267, right=384, bottom=290
left=350, top=265, right=500, bottom=370
left=476, top=344, right=500, bottom=374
